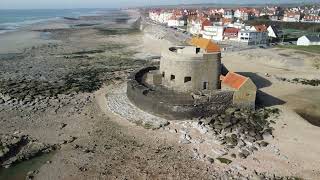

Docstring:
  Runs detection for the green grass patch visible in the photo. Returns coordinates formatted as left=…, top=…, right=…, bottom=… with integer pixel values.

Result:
left=282, top=28, right=319, bottom=39
left=276, top=45, right=320, bottom=54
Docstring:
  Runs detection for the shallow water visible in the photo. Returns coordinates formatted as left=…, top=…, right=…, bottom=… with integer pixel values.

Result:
left=0, top=9, right=122, bottom=34
left=0, top=152, right=54, bottom=180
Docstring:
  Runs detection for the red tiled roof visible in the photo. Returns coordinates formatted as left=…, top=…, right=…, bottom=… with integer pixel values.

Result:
left=254, top=25, right=268, bottom=32
left=304, top=15, right=320, bottom=20
left=222, top=18, right=232, bottom=24
left=224, top=27, right=239, bottom=34
left=201, top=19, right=212, bottom=29
left=169, top=15, right=177, bottom=20
left=221, top=72, right=248, bottom=90
left=189, top=37, right=221, bottom=53
left=285, top=12, right=300, bottom=17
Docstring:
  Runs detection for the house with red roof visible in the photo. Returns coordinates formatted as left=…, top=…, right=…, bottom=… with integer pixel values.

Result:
left=234, top=8, right=253, bottom=21
left=221, top=72, right=257, bottom=108
left=223, top=27, right=239, bottom=40
left=238, top=25, right=268, bottom=45
left=201, top=19, right=212, bottom=30
left=283, top=11, right=301, bottom=22
left=302, top=15, right=320, bottom=23
left=188, top=17, right=212, bottom=35
left=251, top=24, right=268, bottom=32
left=167, top=15, right=185, bottom=27
left=235, top=24, right=268, bottom=45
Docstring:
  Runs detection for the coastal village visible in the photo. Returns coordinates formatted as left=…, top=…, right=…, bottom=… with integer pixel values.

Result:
left=148, top=5, right=320, bottom=46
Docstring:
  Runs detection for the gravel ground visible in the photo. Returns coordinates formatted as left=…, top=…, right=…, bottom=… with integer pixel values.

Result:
left=106, top=83, right=169, bottom=129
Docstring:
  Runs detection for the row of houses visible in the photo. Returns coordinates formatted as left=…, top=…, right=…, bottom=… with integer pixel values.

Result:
left=149, top=5, right=320, bottom=25
left=200, top=24, right=271, bottom=45
left=268, top=11, right=320, bottom=23
left=149, top=9, right=284, bottom=45
left=149, top=8, right=260, bottom=25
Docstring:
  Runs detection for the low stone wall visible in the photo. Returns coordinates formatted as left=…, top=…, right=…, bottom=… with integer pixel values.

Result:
left=127, top=67, right=234, bottom=120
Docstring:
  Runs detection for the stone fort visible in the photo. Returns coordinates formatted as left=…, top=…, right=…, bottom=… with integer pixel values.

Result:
left=127, top=37, right=257, bottom=120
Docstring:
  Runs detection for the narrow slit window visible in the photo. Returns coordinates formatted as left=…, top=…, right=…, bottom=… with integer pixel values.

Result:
left=203, top=82, right=208, bottom=90
left=170, top=75, right=175, bottom=80
left=196, top=48, right=200, bottom=54
left=184, top=76, right=191, bottom=83
left=162, top=72, right=165, bottom=77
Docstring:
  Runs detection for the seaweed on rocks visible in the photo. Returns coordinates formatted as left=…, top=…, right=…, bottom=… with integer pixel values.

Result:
left=65, top=49, right=105, bottom=55
left=277, top=77, right=320, bottom=87
left=198, top=107, right=280, bottom=158
left=291, top=78, right=320, bottom=86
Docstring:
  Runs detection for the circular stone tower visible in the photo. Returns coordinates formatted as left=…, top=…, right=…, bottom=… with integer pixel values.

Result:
left=159, top=38, right=221, bottom=93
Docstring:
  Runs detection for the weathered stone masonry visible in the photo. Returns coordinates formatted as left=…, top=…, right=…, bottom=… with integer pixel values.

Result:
left=127, top=67, right=234, bottom=120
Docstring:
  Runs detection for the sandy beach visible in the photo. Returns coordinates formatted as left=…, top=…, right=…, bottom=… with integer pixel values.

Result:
left=0, top=9, right=320, bottom=180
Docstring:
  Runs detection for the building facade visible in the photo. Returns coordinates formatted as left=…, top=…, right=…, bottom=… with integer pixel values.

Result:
left=202, top=25, right=224, bottom=41
left=297, top=35, right=320, bottom=46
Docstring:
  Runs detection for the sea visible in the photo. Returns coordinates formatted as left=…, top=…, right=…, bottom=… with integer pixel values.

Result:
left=0, top=9, right=120, bottom=34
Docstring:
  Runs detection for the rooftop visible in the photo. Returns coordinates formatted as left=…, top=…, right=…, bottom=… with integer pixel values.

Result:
left=189, top=37, right=221, bottom=53
left=304, top=35, right=320, bottom=42
left=221, top=72, right=248, bottom=90
left=254, top=25, right=268, bottom=32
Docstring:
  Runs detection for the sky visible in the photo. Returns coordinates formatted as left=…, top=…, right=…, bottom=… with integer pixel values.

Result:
left=0, top=0, right=318, bottom=9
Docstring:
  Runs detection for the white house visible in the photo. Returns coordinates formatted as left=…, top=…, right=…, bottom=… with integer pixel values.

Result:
left=224, top=10, right=234, bottom=19
left=234, top=9, right=250, bottom=21
left=249, top=25, right=269, bottom=44
left=167, top=16, right=185, bottom=27
left=283, top=12, right=300, bottom=22
left=238, top=29, right=268, bottom=45
left=188, top=18, right=211, bottom=35
left=227, top=21, right=245, bottom=29
left=267, top=25, right=283, bottom=38
left=202, top=25, right=224, bottom=41
left=297, top=35, right=320, bottom=46
left=188, top=19, right=202, bottom=35
left=158, top=12, right=173, bottom=24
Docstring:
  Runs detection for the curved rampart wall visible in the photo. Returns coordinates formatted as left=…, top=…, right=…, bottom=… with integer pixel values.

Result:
left=159, top=49, right=221, bottom=93
left=127, top=67, right=234, bottom=120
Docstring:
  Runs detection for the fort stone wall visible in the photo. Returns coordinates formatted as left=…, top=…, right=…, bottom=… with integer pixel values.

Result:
left=127, top=67, right=234, bottom=120
left=159, top=47, right=221, bottom=93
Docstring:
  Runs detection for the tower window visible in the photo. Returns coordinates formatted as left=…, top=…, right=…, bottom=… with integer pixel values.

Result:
left=203, top=82, right=208, bottom=90
left=170, top=75, right=175, bottom=80
left=162, top=72, right=165, bottom=77
left=184, top=76, right=191, bottom=83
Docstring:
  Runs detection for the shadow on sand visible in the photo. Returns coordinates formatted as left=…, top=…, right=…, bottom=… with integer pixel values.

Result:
left=236, top=72, right=286, bottom=107
left=256, top=90, right=286, bottom=108
left=237, top=73, right=320, bottom=127
left=237, top=72, right=272, bottom=89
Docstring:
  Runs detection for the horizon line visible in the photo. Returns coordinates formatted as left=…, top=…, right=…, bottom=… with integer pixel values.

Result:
left=0, top=2, right=319, bottom=10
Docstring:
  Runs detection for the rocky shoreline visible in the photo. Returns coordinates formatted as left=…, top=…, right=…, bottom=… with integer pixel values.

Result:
left=183, top=107, right=280, bottom=159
